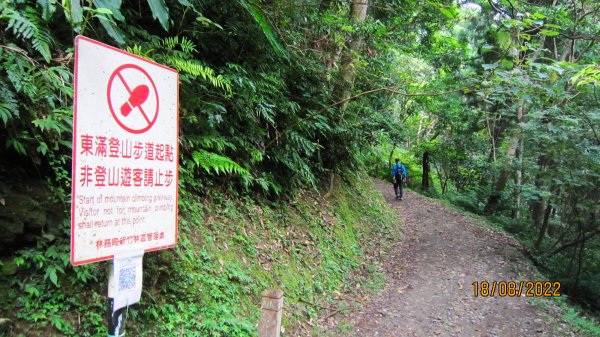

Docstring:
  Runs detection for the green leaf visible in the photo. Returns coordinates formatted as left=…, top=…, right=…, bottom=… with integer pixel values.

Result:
left=94, top=8, right=114, bottom=15
left=0, top=103, right=12, bottom=125
left=32, top=118, right=61, bottom=134
left=481, top=44, right=494, bottom=52
left=501, top=59, right=513, bottom=69
left=147, top=0, right=170, bottom=31
left=97, top=17, right=125, bottom=44
left=530, top=12, right=546, bottom=20
left=544, top=23, right=561, bottom=29
left=439, top=7, right=455, bottom=19
left=92, top=0, right=124, bottom=21
left=497, top=31, right=511, bottom=49
left=37, top=0, right=56, bottom=21
left=45, top=267, right=59, bottom=286
left=238, top=0, right=287, bottom=58
left=196, top=16, right=223, bottom=30
left=3, top=8, right=54, bottom=62
left=192, top=150, right=250, bottom=177
left=341, top=25, right=355, bottom=32
left=25, top=284, right=41, bottom=297
left=49, top=270, right=58, bottom=286
left=71, top=0, right=84, bottom=26
left=482, top=63, right=498, bottom=70
left=37, top=142, right=49, bottom=156
left=51, top=316, right=63, bottom=330
left=540, top=29, right=559, bottom=37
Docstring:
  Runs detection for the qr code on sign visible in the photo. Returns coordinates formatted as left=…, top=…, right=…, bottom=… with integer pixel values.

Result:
left=118, top=265, right=136, bottom=292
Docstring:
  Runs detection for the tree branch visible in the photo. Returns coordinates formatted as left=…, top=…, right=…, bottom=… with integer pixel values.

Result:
left=1, top=45, right=37, bottom=66
left=550, top=227, right=600, bottom=256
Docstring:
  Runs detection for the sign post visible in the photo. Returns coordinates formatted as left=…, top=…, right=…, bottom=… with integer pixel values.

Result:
left=71, top=35, right=179, bottom=336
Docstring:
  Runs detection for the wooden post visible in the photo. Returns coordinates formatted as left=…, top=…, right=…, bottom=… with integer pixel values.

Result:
left=258, top=290, right=284, bottom=337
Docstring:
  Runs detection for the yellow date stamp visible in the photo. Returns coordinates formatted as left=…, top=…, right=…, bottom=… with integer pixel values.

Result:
left=472, top=281, right=561, bottom=297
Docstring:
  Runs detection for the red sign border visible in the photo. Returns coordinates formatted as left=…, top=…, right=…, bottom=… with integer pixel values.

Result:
left=71, top=35, right=180, bottom=266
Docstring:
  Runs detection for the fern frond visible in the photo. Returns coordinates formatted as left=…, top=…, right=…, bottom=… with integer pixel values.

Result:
left=0, top=104, right=13, bottom=125
left=0, top=78, right=18, bottom=125
left=158, top=36, right=197, bottom=54
left=125, top=45, right=156, bottom=61
left=179, top=37, right=197, bottom=54
left=254, top=101, right=276, bottom=124
left=192, top=150, right=250, bottom=177
left=252, top=177, right=281, bottom=194
left=3, top=8, right=54, bottom=62
left=283, top=151, right=317, bottom=187
left=197, top=135, right=237, bottom=152
left=285, top=131, right=318, bottom=155
left=161, top=36, right=179, bottom=50
left=169, top=58, right=231, bottom=93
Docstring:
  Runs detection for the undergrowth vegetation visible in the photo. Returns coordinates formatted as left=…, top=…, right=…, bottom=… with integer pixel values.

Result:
left=0, top=175, right=399, bottom=336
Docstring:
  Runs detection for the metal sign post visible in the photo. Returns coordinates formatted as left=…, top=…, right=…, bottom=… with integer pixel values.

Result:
left=71, top=35, right=179, bottom=336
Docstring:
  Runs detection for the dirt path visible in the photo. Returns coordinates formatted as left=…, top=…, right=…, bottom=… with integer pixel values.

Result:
left=338, top=181, right=579, bottom=337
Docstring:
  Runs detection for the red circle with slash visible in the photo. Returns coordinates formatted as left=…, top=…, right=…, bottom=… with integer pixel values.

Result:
left=107, top=64, right=159, bottom=134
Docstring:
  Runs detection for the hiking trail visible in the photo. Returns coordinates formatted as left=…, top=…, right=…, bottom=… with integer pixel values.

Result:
left=332, top=180, right=580, bottom=337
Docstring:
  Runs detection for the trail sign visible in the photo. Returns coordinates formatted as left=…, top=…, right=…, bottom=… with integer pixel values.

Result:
left=71, top=36, right=179, bottom=266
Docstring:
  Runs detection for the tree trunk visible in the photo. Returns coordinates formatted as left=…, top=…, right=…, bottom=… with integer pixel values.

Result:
left=533, top=182, right=559, bottom=251
left=322, top=0, right=369, bottom=170
left=484, top=103, right=524, bottom=214
left=484, top=132, right=520, bottom=214
left=434, top=163, right=448, bottom=194
left=534, top=201, right=553, bottom=251
left=422, top=151, right=430, bottom=190
left=387, top=144, right=396, bottom=172
left=331, top=0, right=369, bottom=109
left=485, top=29, right=547, bottom=214
left=512, top=137, right=523, bottom=220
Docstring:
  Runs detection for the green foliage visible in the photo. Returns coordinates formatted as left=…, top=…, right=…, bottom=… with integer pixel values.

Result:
left=1, top=175, right=397, bottom=336
left=0, top=223, right=104, bottom=336
left=238, top=0, right=287, bottom=58
left=572, top=64, right=600, bottom=87
left=147, top=0, right=170, bottom=31
left=1, top=6, right=54, bottom=62
left=562, top=306, right=600, bottom=337
left=192, top=149, right=249, bottom=177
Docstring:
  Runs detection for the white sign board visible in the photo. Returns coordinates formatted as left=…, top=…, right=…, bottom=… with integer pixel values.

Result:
left=71, top=36, right=179, bottom=265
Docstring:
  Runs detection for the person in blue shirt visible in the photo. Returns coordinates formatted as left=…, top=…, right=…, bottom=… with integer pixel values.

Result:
left=391, top=158, right=407, bottom=200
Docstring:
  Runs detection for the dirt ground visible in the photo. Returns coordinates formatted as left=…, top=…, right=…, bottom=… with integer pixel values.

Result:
left=330, top=181, right=582, bottom=337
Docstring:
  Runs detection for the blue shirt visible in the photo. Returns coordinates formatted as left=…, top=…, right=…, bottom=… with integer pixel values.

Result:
left=391, top=163, right=407, bottom=177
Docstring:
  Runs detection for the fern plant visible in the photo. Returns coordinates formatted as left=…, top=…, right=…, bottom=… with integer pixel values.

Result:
left=1, top=7, right=55, bottom=62
left=192, top=149, right=250, bottom=177
left=126, top=36, right=231, bottom=94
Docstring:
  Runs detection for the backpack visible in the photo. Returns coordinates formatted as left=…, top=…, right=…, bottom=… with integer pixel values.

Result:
left=394, top=164, right=405, bottom=182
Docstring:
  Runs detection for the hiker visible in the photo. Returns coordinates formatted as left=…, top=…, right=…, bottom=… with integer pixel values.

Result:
left=391, top=158, right=408, bottom=200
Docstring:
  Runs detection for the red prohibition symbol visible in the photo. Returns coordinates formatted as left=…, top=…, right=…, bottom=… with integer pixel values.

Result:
left=107, top=64, right=159, bottom=134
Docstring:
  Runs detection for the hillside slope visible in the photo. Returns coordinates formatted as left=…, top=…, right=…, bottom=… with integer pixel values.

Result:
left=0, top=175, right=400, bottom=336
